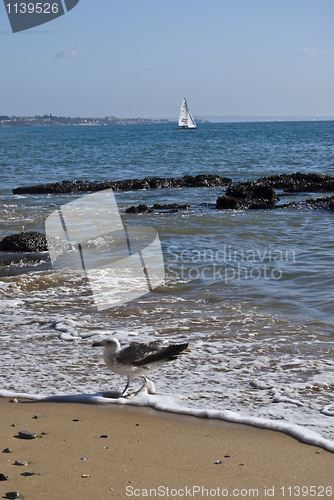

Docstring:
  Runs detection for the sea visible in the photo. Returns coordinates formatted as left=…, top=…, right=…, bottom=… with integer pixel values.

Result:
left=1, top=121, right=334, bottom=451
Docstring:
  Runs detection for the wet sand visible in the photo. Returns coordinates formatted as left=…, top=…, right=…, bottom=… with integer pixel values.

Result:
left=1, top=397, right=333, bottom=499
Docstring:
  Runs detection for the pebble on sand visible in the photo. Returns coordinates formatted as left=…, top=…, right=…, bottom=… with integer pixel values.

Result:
left=5, top=493, right=20, bottom=499
left=17, top=431, right=37, bottom=440
left=13, top=461, right=28, bottom=466
left=0, top=473, right=9, bottom=481
left=2, top=448, right=12, bottom=453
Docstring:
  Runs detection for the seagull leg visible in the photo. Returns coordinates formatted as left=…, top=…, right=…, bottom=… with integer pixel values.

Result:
left=146, top=379, right=155, bottom=394
left=122, top=378, right=130, bottom=395
left=135, top=376, right=149, bottom=395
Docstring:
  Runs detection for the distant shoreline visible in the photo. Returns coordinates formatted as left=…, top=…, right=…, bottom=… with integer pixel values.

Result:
left=0, top=115, right=176, bottom=127
left=1, top=114, right=334, bottom=127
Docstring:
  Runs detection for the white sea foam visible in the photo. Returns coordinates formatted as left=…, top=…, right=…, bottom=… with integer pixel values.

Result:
left=1, top=388, right=334, bottom=453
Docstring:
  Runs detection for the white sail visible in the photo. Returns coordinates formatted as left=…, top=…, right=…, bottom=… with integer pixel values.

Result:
left=187, top=110, right=197, bottom=129
left=178, top=98, right=196, bottom=129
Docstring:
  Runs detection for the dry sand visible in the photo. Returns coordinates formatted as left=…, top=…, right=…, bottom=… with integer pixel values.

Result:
left=1, top=397, right=333, bottom=499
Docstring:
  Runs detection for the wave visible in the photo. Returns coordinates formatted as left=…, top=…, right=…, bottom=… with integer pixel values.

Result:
left=1, top=389, right=334, bottom=453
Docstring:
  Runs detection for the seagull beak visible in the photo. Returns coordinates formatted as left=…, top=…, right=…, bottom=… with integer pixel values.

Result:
left=92, top=341, right=103, bottom=347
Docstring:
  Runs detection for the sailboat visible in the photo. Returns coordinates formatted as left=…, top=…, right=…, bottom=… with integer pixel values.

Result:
left=178, top=98, right=197, bottom=129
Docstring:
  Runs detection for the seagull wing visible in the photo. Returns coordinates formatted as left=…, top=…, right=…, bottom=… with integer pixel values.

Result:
left=116, top=342, right=160, bottom=365
left=116, top=342, right=188, bottom=366
left=133, top=343, right=188, bottom=366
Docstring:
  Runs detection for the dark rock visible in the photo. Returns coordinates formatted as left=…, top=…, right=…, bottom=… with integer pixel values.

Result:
left=99, top=435, right=109, bottom=438
left=216, top=172, right=334, bottom=211
left=13, top=174, right=232, bottom=195
left=217, top=181, right=278, bottom=210
left=5, top=493, right=20, bottom=499
left=152, top=203, right=190, bottom=211
left=226, top=182, right=278, bottom=202
left=13, top=461, right=28, bottom=466
left=0, top=474, right=9, bottom=481
left=17, top=431, right=37, bottom=440
left=2, top=449, right=12, bottom=453
left=278, top=194, right=334, bottom=210
left=125, top=205, right=153, bottom=214
left=12, top=172, right=334, bottom=197
left=125, top=203, right=190, bottom=214
left=257, top=172, right=334, bottom=192
left=216, top=196, right=245, bottom=210
left=306, top=195, right=334, bottom=210
left=0, top=232, right=47, bottom=252
left=20, top=472, right=35, bottom=476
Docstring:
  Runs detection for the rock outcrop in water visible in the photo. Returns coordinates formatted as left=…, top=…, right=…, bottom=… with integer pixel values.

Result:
left=13, top=174, right=232, bottom=195
left=13, top=172, right=334, bottom=196
left=216, top=173, right=334, bottom=210
left=0, top=232, right=47, bottom=252
left=216, top=182, right=278, bottom=210
left=11, top=172, right=334, bottom=212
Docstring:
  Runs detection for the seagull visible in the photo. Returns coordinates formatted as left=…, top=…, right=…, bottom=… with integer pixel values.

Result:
left=92, top=338, right=188, bottom=396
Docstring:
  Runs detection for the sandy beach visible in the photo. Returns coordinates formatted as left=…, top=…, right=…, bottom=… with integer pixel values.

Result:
left=1, top=397, right=333, bottom=499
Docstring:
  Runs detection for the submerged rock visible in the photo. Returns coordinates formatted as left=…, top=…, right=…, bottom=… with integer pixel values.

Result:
left=306, top=195, right=334, bottom=210
left=258, top=172, right=334, bottom=192
left=125, top=204, right=154, bottom=214
left=125, top=203, right=190, bottom=214
left=0, top=232, right=47, bottom=252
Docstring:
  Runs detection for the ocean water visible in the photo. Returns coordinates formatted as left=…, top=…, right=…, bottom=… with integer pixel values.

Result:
left=1, top=121, right=334, bottom=451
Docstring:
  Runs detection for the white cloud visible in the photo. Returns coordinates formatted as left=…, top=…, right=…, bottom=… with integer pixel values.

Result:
left=299, top=48, right=317, bottom=56
left=299, top=48, right=334, bottom=57
left=319, top=49, right=334, bottom=56
left=56, top=44, right=81, bottom=59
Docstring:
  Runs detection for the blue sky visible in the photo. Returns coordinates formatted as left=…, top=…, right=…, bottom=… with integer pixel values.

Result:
left=1, top=0, right=334, bottom=118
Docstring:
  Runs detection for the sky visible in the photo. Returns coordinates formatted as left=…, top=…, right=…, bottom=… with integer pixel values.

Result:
left=1, top=0, right=334, bottom=119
